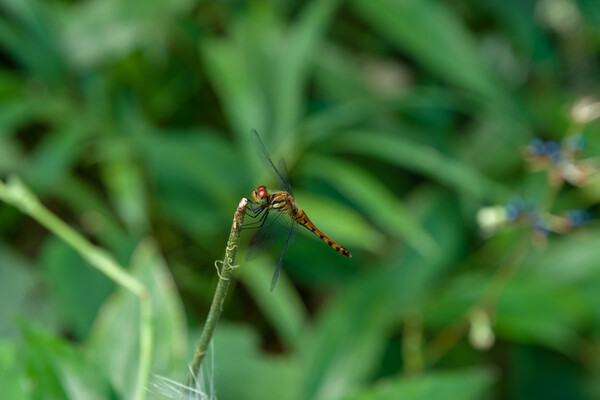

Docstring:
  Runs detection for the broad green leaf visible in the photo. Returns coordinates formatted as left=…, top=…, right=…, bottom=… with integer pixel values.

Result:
left=299, top=154, right=439, bottom=258
left=0, top=243, right=62, bottom=338
left=299, top=274, right=392, bottom=400
left=0, top=244, right=36, bottom=337
left=60, top=0, right=194, bottom=68
left=87, top=239, right=187, bottom=399
left=0, top=0, right=65, bottom=82
left=424, top=270, right=589, bottom=353
left=0, top=137, right=22, bottom=173
left=212, top=323, right=299, bottom=400
left=136, top=130, right=243, bottom=239
left=272, top=0, right=342, bottom=138
left=313, top=44, right=375, bottom=102
left=0, top=340, right=29, bottom=400
left=59, top=176, right=138, bottom=265
left=339, top=368, right=495, bottom=400
left=299, top=190, right=466, bottom=400
left=525, top=228, right=600, bottom=284
left=239, top=257, right=308, bottom=349
left=349, top=0, right=507, bottom=106
left=293, top=190, right=382, bottom=253
left=301, top=101, right=373, bottom=143
left=495, top=276, right=588, bottom=352
left=0, top=68, right=22, bottom=98
left=338, top=131, right=509, bottom=201
left=99, top=138, right=149, bottom=236
left=200, top=38, right=269, bottom=137
left=26, top=119, right=86, bottom=194
left=20, top=320, right=110, bottom=400
left=39, top=237, right=114, bottom=340
left=0, top=96, right=70, bottom=136
left=137, top=129, right=241, bottom=210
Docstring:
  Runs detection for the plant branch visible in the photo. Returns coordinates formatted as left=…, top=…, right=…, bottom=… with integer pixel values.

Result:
left=188, top=197, right=248, bottom=384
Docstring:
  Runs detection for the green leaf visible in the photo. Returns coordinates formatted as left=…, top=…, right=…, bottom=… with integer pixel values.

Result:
left=211, top=323, right=300, bottom=400
left=137, top=129, right=241, bottom=209
left=525, top=229, right=600, bottom=284
left=298, top=190, right=467, bottom=399
left=299, top=275, right=392, bottom=400
left=0, top=244, right=37, bottom=337
left=200, top=38, right=269, bottom=137
left=99, top=138, right=149, bottom=236
left=0, top=0, right=65, bottom=82
left=20, top=320, right=110, bottom=400
left=272, top=0, right=342, bottom=137
left=86, top=239, right=187, bottom=398
left=0, top=339, right=28, bottom=400
left=293, top=190, right=382, bottom=253
left=40, top=238, right=114, bottom=340
left=299, top=155, right=439, bottom=258
left=349, top=0, right=507, bottom=105
left=495, top=275, right=588, bottom=352
left=239, top=257, right=308, bottom=349
left=26, top=119, right=86, bottom=194
left=339, top=368, right=495, bottom=400
left=0, top=137, right=23, bottom=173
left=137, top=129, right=242, bottom=238
left=60, top=0, right=194, bottom=68
left=0, top=95, right=69, bottom=136
left=425, top=269, right=589, bottom=353
left=338, top=131, right=509, bottom=201
left=59, top=176, right=138, bottom=265
left=301, top=101, right=373, bottom=142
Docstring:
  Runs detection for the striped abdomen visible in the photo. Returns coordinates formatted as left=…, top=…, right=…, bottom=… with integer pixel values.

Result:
left=292, top=209, right=352, bottom=258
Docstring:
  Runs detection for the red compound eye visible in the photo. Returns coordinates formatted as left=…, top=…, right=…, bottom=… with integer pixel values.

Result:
left=256, top=185, right=267, bottom=199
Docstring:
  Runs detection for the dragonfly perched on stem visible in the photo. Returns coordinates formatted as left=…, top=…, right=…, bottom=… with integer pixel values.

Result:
left=244, top=130, right=352, bottom=291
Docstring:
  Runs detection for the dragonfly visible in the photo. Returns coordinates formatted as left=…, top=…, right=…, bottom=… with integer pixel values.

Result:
left=245, top=130, right=352, bottom=290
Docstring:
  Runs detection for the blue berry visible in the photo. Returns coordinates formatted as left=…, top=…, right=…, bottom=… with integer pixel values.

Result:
left=532, top=219, right=551, bottom=238
left=566, top=209, right=592, bottom=226
left=505, top=203, right=520, bottom=222
left=542, top=141, right=562, bottom=163
left=528, top=139, right=545, bottom=156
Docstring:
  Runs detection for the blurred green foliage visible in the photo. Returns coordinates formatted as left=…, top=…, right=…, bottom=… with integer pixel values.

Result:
left=2, top=0, right=600, bottom=399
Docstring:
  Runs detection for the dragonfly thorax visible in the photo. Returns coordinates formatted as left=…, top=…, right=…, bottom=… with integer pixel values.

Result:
left=252, top=185, right=269, bottom=206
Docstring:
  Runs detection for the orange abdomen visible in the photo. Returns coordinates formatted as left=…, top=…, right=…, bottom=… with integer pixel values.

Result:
left=293, top=209, right=352, bottom=258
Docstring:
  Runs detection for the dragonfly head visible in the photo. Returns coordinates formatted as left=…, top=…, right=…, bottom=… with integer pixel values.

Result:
left=252, top=185, right=268, bottom=206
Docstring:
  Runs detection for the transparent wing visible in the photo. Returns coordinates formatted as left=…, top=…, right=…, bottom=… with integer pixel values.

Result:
left=271, top=220, right=297, bottom=291
left=251, top=130, right=293, bottom=194
left=246, top=209, right=287, bottom=261
left=277, top=157, right=293, bottom=196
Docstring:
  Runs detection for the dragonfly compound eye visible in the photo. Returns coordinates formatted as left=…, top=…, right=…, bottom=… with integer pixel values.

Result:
left=253, top=185, right=268, bottom=204
left=257, top=185, right=267, bottom=199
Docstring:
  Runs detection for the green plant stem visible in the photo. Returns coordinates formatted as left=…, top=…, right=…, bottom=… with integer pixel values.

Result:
left=134, top=297, right=154, bottom=400
left=188, top=197, right=248, bottom=384
left=0, top=175, right=153, bottom=400
left=402, top=309, right=424, bottom=374
left=426, top=237, right=530, bottom=366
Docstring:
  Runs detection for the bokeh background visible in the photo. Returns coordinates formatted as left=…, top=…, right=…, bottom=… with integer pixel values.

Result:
left=2, top=0, right=600, bottom=399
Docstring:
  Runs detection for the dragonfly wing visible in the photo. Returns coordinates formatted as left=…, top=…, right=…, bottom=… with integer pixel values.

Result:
left=277, top=157, right=293, bottom=196
left=270, top=220, right=297, bottom=291
left=251, top=130, right=293, bottom=193
left=246, top=209, right=284, bottom=261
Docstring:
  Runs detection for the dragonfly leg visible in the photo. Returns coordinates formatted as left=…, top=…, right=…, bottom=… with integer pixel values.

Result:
left=246, top=203, right=266, bottom=217
left=241, top=207, right=270, bottom=230
left=245, top=203, right=265, bottom=217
